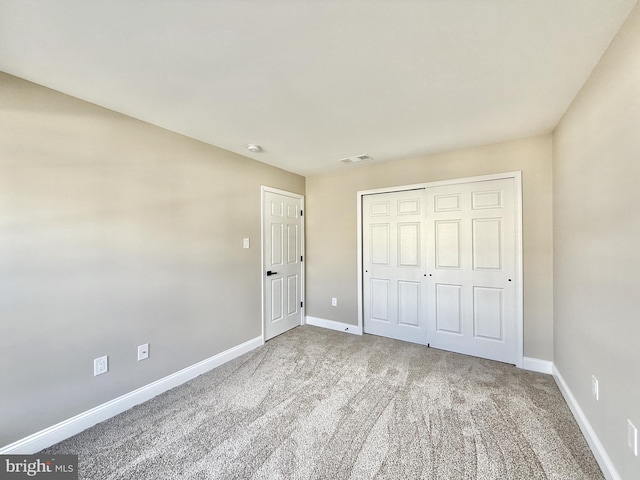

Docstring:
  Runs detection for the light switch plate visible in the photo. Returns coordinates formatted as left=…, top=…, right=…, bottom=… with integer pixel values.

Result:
left=138, top=343, right=149, bottom=361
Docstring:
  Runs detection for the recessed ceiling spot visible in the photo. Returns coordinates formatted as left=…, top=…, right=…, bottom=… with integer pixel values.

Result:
left=339, top=154, right=372, bottom=164
left=246, top=144, right=262, bottom=153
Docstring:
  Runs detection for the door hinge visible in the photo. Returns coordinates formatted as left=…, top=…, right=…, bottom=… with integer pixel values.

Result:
left=300, top=210, right=303, bottom=217
left=300, top=301, right=303, bottom=308
left=301, top=255, right=303, bottom=262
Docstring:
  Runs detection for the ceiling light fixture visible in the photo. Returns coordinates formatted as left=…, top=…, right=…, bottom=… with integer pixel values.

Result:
left=246, top=144, right=262, bottom=153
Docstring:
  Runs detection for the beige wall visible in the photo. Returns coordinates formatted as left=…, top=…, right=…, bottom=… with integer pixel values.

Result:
left=553, top=3, right=640, bottom=479
left=306, top=135, right=554, bottom=361
left=0, top=72, right=304, bottom=447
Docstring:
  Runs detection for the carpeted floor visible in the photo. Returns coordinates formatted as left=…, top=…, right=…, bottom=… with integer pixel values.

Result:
left=42, top=326, right=603, bottom=479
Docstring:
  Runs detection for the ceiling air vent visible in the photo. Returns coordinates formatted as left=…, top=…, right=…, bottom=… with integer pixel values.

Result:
left=339, top=154, right=372, bottom=164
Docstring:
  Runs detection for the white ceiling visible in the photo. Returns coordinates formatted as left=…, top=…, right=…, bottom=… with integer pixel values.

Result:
left=1, top=0, right=636, bottom=176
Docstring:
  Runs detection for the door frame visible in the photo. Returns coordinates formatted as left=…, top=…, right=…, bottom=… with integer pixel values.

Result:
left=261, top=186, right=305, bottom=342
left=356, top=171, right=524, bottom=367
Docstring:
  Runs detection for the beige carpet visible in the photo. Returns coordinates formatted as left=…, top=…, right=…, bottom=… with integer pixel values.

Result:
left=42, top=326, right=603, bottom=479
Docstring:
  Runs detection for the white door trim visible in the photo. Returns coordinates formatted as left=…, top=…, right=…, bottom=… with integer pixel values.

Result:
left=357, top=171, right=524, bottom=368
left=261, top=186, right=305, bottom=342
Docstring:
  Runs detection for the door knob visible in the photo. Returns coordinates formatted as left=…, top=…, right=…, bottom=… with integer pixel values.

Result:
left=266, top=270, right=278, bottom=276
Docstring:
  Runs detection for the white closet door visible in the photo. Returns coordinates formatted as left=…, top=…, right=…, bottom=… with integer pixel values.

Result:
left=363, top=190, right=428, bottom=345
left=425, top=178, right=516, bottom=363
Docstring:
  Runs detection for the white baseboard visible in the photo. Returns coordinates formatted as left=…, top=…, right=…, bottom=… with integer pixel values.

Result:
left=305, top=316, right=362, bottom=335
left=552, top=365, right=621, bottom=480
left=522, top=357, right=553, bottom=374
left=0, top=335, right=263, bottom=454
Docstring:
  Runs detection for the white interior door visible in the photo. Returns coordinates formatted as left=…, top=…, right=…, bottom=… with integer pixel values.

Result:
left=425, top=178, right=516, bottom=363
left=361, top=176, right=519, bottom=364
left=263, top=188, right=303, bottom=341
left=363, top=190, right=428, bottom=345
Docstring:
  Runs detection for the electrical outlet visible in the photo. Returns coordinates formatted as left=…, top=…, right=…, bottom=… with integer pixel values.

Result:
left=137, top=343, right=149, bottom=361
left=332, top=297, right=338, bottom=306
left=628, top=420, right=638, bottom=456
left=243, top=238, right=250, bottom=249
left=94, top=356, right=108, bottom=376
left=591, top=375, right=599, bottom=401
